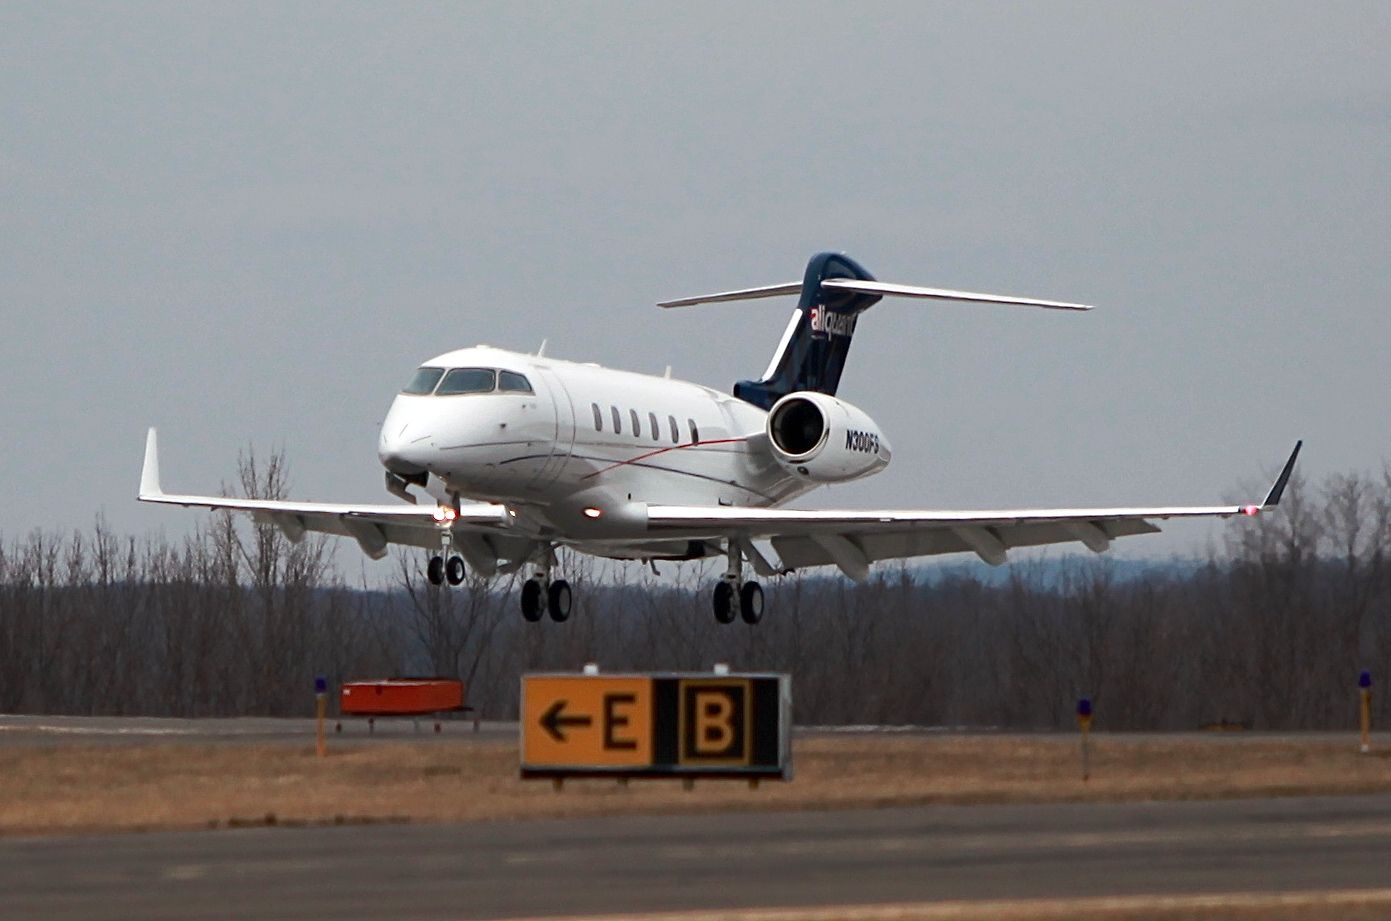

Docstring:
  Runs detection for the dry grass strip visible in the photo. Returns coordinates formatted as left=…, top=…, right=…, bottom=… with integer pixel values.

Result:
left=3, top=734, right=1391, bottom=836
left=503, top=888, right=1391, bottom=921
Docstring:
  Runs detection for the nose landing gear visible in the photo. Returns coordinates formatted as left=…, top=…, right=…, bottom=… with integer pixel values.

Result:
left=426, top=554, right=468, bottom=586
left=428, top=515, right=468, bottom=587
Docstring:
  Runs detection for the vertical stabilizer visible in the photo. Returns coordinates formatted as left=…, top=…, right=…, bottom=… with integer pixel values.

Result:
left=733, top=252, right=881, bottom=409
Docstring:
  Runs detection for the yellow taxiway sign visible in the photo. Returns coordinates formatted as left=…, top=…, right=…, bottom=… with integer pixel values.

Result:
left=521, top=672, right=791, bottom=781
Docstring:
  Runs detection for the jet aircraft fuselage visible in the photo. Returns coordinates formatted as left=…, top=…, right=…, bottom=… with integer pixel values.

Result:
left=376, top=345, right=887, bottom=561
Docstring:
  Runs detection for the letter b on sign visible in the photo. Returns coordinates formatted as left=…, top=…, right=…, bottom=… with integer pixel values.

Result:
left=678, top=679, right=749, bottom=765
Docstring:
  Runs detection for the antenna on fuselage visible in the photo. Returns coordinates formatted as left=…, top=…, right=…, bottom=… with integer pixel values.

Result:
left=536, top=339, right=548, bottom=357
left=663, top=365, right=672, bottom=379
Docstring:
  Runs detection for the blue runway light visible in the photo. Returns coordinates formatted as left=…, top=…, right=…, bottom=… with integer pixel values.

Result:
left=1360, top=671, right=1373, bottom=689
left=315, top=676, right=328, bottom=694
left=1076, top=698, right=1092, bottom=718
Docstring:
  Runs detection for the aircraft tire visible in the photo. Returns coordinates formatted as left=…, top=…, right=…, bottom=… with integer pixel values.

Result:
left=427, top=555, right=445, bottom=586
left=547, top=579, right=572, bottom=622
left=445, top=555, right=466, bottom=586
left=712, top=581, right=736, bottom=624
left=739, top=581, right=764, bottom=624
left=521, top=579, right=544, bottom=622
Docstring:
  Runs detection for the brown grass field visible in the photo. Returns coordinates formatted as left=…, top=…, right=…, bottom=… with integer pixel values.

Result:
left=3, top=732, right=1391, bottom=837
left=505, top=889, right=1391, bottom=921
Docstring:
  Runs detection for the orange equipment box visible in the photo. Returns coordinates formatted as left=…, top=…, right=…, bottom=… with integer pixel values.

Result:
left=339, top=678, right=466, bottom=716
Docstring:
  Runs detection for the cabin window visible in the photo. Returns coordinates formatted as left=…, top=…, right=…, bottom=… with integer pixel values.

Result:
left=592, top=403, right=603, bottom=432
left=436, top=368, right=496, bottom=395
left=668, top=415, right=679, bottom=444
left=648, top=412, right=659, bottom=441
left=688, top=419, right=700, bottom=443
left=498, top=370, right=533, bottom=394
left=402, top=367, right=444, bottom=395
left=629, top=409, right=641, bottom=438
left=611, top=406, right=622, bottom=434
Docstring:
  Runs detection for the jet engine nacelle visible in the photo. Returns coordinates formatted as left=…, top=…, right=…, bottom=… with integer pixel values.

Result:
left=765, top=391, right=892, bottom=484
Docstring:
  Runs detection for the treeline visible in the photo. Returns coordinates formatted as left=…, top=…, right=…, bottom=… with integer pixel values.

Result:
left=3, top=461, right=1389, bottom=730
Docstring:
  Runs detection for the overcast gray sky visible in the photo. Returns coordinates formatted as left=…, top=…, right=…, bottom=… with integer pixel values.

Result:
left=3, top=2, right=1388, bottom=561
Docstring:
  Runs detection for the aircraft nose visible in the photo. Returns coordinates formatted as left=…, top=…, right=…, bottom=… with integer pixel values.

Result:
left=378, top=422, right=433, bottom=476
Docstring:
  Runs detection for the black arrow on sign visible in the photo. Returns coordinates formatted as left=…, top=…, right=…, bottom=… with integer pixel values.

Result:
left=541, top=699, right=592, bottom=742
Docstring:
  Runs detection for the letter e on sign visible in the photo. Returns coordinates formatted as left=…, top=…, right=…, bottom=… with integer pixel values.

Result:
left=678, top=678, right=751, bottom=766
left=604, top=693, right=640, bottom=750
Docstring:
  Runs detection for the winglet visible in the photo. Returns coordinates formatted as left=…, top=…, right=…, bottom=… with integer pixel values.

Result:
left=140, top=427, right=163, bottom=499
left=1261, top=440, right=1303, bottom=508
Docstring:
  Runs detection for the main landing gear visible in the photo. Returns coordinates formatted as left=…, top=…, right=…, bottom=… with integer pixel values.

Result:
left=520, top=549, right=571, bottom=624
left=426, top=554, right=466, bottom=586
left=712, top=543, right=764, bottom=625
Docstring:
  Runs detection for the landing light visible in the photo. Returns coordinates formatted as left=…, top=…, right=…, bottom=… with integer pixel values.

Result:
left=1241, top=505, right=1261, bottom=517
left=433, top=506, right=458, bottom=523
left=582, top=507, right=603, bottom=519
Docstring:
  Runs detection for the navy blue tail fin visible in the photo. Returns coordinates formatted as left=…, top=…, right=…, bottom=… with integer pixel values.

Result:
left=658, top=251, right=1090, bottom=408
left=733, top=252, right=882, bottom=410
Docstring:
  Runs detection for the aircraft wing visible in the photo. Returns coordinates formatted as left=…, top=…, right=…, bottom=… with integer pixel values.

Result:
left=138, top=429, right=510, bottom=559
left=646, top=442, right=1302, bottom=580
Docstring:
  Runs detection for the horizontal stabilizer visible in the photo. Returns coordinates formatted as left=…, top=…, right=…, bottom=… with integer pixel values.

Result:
left=659, top=270, right=1091, bottom=312
left=819, top=278, right=1092, bottom=311
left=658, top=282, right=801, bottom=309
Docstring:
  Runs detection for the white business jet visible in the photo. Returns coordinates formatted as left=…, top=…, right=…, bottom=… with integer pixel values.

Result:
left=140, top=252, right=1300, bottom=625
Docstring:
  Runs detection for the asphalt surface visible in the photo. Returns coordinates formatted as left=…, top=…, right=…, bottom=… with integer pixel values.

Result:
left=5, top=794, right=1391, bottom=920
left=0, top=714, right=511, bottom=747
left=4, top=714, right=1375, bottom=748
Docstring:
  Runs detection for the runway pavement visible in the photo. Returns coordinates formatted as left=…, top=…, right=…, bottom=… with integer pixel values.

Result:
left=5, top=793, right=1391, bottom=920
left=3, top=714, right=1372, bottom=748
left=0, top=713, right=511, bottom=746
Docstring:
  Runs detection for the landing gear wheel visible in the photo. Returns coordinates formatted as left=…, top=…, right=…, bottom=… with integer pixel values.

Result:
left=547, top=579, right=572, bottom=622
left=521, top=579, right=543, bottom=622
left=445, top=555, right=466, bottom=586
left=712, top=581, right=736, bottom=624
left=427, top=555, right=445, bottom=586
left=739, top=581, right=764, bottom=625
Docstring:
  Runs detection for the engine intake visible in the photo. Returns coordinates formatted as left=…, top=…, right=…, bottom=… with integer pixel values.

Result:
left=769, top=398, right=827, bottom=458
left=766, top=392, right=891, bottom=484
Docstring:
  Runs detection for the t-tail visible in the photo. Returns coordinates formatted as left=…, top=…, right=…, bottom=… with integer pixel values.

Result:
left=659, top=251, right=1094, bottom=410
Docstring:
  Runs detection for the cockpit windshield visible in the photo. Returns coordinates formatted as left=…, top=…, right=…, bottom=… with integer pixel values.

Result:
left=436, top=368, right=497, bottom=395
left=400, top=366, right=533, bottom=396
left=402, top=367, right=445, bottom=395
